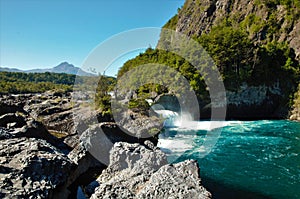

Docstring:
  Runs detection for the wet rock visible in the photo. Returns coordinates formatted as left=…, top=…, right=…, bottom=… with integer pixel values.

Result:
left=154, top=94, right=181, bottom=112
left=51, top=142, right=106, bottom=199
left=62, top=143, right=107, bottom=198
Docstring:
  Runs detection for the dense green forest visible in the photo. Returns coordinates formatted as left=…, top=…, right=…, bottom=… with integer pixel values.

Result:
left=117, top=40, right=299, bottom=99
left=117, top=0, right=300, bottom=112
left=0, top=72, right=75, bottom=93
left=0, top=71, right=116, bottom=95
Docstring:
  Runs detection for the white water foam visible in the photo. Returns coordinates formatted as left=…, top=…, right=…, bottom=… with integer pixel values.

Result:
left=155, top=109, right=242, bottom=160
left=158, top=139, right=194, bottom=153
left=154, top=109, right=241, bottom=130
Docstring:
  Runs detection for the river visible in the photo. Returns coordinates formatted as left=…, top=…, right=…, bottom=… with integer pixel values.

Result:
left=158, top=120, right=300, bottom=199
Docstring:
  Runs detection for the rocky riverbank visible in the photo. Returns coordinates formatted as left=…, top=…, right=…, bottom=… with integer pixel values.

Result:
left=0, top=91, right=211, bottom=198
left=289, top=84, right=300, bottom=121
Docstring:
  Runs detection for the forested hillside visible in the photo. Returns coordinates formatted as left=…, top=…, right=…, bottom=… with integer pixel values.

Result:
left=117, top=0, right=300, bottom=119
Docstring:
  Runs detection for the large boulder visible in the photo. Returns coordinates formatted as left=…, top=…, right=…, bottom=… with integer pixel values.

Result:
left=0, top=135, right=74, bottom=199
left=90, top=142, right=211, bottom=199
left=137, top=160, right=211, bottom=199
left=79, top=122, right=161, bottom=167
left=50, top=142, right=106, bottom=199
left=116, top=111, right=163, bottom=143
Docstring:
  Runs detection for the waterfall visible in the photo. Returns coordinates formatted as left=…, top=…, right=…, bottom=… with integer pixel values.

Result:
left=153, top=109, right=180, bottom=127
left=150, top=103, right=197, bottom=128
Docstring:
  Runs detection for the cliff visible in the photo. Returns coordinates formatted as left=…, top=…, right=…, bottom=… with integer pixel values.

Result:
left=290, top=83, right=300, bottom=120
left=168, top=0, right=300, bottom=119
left=166, top=0, right=300, bottom=61
left=118, top=0, right=300, bottom=120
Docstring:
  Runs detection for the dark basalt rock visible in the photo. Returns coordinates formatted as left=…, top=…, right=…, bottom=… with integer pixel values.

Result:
left=0, top=113, right=27, bottom=128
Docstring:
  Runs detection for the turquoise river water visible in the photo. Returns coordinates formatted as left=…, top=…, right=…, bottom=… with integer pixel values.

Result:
left=158, top=120, right=300, bottom=199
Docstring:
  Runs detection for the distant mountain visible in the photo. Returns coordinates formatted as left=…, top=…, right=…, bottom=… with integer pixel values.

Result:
left=0, top=67, right=23, bottom=73
left=0, top=62, right=95, bottom=76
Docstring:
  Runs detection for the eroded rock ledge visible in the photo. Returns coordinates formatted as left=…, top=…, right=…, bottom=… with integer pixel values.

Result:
left=0, top=92, right=212, bottom=198
left=90, top=142, right=211, bottom=199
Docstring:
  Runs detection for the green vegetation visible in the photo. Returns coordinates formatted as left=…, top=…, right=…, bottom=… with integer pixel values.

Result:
left=197, top=20, right=299, bottom=89
left=0, top=71, right=116, bottom=99
left=197, top=23, right=255, bottom=89
left=117, top=48, right=208, bottom=96
left=0, top=71, right=76, bottom=85
left=0, top=71, right=117, bottom=114
left=116, top=0, right=300, bottom=111
left=0, top=72, right=74, bottom=93
left=94, top=75, right=116, bottom=115
left=128, top=98, right=150, bottom=112
left=118, top=24, right=299, bottom=93
left=240, top=14, right=266, bottom=36
left=162, top=14, right=178, bottom=30
left=293, top=83, right=300, bottom=110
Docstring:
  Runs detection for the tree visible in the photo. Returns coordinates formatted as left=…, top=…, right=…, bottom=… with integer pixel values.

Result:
left=197, top=24, right=254, bottom=88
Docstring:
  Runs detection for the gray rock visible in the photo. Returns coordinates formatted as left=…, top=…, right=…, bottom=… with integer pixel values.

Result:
left=78, top=122, right=161, bottom=166
left=7, top=119, right=70, bottom=153
left=0, top=137, right=74, bottom=199
left=117, top=111, right=163, bottom=141
left=90, top=142, right=211, bottom=199
left=136, top=160, right=211, bottom=199
left=0, top=94, right=29, bottom=115
left=0, top=92, right=212, bottom=198
left=51, top=142, right=106, bottom=199
left=24, top=95, right=75, bottom=134
left=90, top=142, right=168, bottom=199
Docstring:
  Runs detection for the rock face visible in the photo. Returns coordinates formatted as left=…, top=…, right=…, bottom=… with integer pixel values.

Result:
left=0, top=91, right=212, bottom=198
left=154, top=94, right=181, bottom=112
left=79, top=122, right=161, bottom=166
left=23, top=91, right=77, bottom=139
left=90, top=142, right=211, bottom=199
left=290, top=84, right=300, bottom=121
left=137, top=160, right=211, bottom=199
left=173, top=0, right=300, bottom=61
left=0, top=96, right=75, bottom=198
left=224, top=83, right=288, bottom=119
left=157, top=0, right=300, bottom=120
left=116, top=112, right=163, bottom=143
left=0, top=130, right=74, bottom=198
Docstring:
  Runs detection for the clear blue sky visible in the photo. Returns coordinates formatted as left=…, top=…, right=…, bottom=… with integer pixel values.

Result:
left=0, top=0, right=184, bottom=76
